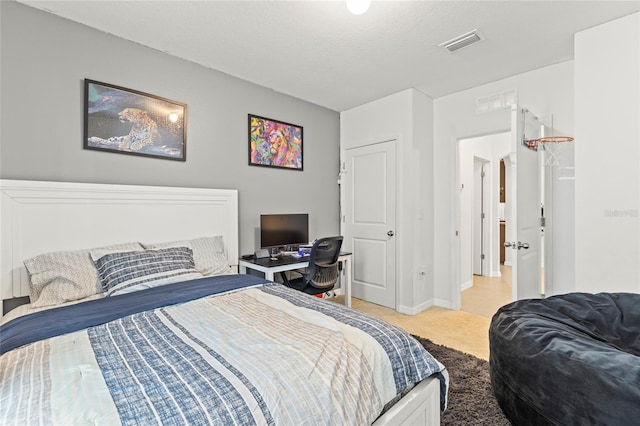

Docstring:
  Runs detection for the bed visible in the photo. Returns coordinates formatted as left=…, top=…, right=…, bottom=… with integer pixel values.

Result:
left=0, top=180, right=448, bottom=425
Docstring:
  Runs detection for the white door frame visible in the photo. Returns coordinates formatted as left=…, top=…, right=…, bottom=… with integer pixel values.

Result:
left=452, top=109, right=547, bottom=310
left=473, top=157, right=489, bottom=277
left=501, top=154, right=513, bottom=269
left=453, top=130, right=510, bottom=310
left=457, top=136, right=506, bottom=295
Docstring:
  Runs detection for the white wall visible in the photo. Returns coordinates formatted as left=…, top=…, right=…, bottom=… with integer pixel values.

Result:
left=575, top=13, right=640, bottom=293
left=434, top=61, right=575, bottom=309
left=341, top=89, right=435, bottom=314
left=342, top=13, right=640, bottom=310
left=459, top=133, right=511, bottom=290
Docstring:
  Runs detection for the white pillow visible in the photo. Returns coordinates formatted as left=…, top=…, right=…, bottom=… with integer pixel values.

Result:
left=24, top=242, right=143, bottom=308
left=142, top=236, right=231, bottom=276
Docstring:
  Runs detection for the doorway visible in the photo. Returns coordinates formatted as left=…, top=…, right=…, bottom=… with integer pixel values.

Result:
left=458, top=132, right=512, bottom=317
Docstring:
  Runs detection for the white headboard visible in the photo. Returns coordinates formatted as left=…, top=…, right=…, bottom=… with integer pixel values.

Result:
left=0, top=180, right=238, bottom=302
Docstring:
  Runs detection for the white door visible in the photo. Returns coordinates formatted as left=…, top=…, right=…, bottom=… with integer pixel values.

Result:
left=473, top=160, right=486, bottom=276
left=509, top=106, right=542, bottom=300
left=343, top=140, right=396, bottom=308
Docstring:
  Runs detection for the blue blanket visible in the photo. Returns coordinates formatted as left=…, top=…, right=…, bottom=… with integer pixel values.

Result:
left=0, top=274, right=269, bottom=355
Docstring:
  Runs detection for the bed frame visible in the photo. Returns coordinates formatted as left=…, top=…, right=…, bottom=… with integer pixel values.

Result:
left=0, top=179, right=441, bottom=426
left=0, top=179, right=239, bottom=307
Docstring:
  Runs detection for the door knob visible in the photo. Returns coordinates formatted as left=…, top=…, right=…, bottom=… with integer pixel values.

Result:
left=387, top=230, right=395, bottom=237
left=517, top=241, right=530, bottom=250
left=504, top=241, right=516, bottom=248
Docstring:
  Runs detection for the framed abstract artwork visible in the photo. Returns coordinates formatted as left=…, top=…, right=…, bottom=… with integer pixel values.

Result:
left=84, top=79, right=187, bottom=161
left=248, top=114, right=303, bottom=171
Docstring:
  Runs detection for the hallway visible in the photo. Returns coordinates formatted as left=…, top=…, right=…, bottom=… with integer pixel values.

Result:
left=462, top=265, right=512, bottom=318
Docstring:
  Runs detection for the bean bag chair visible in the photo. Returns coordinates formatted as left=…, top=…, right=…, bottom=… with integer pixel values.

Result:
left=489, top=292, right=640, bottom=426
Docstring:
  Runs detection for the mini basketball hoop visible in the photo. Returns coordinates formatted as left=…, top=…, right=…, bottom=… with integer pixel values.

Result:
left=523, top=113, right=574, bottom=169
left=538, top=136, right=574, bottom=144
left=524, top=135, right=574, bottom=166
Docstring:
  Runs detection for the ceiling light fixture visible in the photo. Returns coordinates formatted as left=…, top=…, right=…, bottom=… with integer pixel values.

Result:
left=439, top=29, right=482, bottom=53
left=346, top=0, right=371, bottom=15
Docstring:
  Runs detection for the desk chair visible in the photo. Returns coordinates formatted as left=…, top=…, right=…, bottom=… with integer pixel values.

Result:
left=281, top=236, right=343, bottom=296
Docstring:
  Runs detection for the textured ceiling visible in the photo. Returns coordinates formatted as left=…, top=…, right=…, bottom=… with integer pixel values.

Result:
left=19, top=0, right=640, bottom=111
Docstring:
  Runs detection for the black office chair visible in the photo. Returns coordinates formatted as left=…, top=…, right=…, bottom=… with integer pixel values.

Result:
left=281, top=236, right=343, bottom=296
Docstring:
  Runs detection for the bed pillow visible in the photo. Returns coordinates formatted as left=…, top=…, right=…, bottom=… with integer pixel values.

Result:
left=91, top=246, right=204, bottom=297
left=142, top=236, right=231, bottom=276
left=24, top=242, right=143, bottom=308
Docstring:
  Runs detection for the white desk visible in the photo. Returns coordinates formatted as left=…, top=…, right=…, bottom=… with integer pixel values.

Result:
left=238, top=253, right=352, bottom=307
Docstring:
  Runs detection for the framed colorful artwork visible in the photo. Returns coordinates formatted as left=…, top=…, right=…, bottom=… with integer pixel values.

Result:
left=248, top=114, right=303, bottom=171
left=84, top=79, right=187, bottom=161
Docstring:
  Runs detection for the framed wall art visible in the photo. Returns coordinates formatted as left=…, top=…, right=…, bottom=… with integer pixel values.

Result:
left=248, top=114, right=303, bottom=171
left=84, top=79, right=187, bottom=161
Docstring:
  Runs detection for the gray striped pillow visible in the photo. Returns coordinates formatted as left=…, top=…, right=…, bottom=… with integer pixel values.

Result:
left=91, top=247, right=203, bottom=296
left=142, top=236, right=231, bottom=276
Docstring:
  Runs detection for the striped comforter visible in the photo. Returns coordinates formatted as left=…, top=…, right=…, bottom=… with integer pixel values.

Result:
left=0, top=275, right=448, bottom=425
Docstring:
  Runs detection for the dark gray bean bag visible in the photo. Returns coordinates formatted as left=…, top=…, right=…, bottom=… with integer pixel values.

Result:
left=489, top=292, right=640, bottom=426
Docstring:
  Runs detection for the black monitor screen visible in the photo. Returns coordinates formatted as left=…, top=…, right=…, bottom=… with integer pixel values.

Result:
left=260, top=214, right=309, bottom=248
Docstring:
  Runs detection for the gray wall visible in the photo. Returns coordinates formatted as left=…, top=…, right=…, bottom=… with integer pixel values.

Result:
left=0, top=2, right=340, bottom=255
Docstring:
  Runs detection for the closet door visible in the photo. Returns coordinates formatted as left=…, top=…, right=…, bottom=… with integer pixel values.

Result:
left=343, top=140, right=397, bottom=309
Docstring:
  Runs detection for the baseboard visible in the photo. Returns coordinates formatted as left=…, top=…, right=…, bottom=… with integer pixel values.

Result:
left=504, top=260, right=512, bottom=267
left=461, top=280, right=472, bottom=291
left=397, top=299, right=434, bottom=315
left=434, top=299, right=453, bottom=309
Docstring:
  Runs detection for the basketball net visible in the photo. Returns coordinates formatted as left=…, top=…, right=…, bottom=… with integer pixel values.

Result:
left=540, top=136, right=574, bottom=167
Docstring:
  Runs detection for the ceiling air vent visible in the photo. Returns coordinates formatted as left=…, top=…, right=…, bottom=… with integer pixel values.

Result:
left=439, top=29, right=482, bottom=53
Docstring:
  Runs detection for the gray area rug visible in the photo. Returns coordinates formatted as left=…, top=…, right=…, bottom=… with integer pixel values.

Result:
left=413, top=335, right=511, bottom=425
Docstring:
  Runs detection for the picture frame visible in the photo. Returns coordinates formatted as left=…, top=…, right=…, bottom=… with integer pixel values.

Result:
left=84, top=79, right=187, bottom=161
left=248, top=114, right=303, bottom=171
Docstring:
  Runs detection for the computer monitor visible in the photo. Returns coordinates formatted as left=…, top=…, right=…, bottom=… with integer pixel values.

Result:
left=260, top=214, right=309, bottom=249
